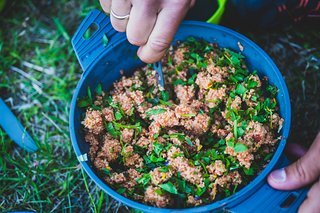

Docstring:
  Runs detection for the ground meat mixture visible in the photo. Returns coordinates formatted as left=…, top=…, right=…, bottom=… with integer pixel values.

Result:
left=174, top=85, right=195, bottom=104
left=121, top=128, right=134, bottom=143
left=144, top=186, right=172, bottom=208
left=206, top=160, right=227, bottom=177
left=96, top=135, right=121, bottom=162
left=102, top=107, right=114, bottom=122
left=82, top=110, right=104, bottom=135
left=80, top=38, right=283, bottom=208
left=182, top=113, right=210, bottom=135
left=84, top=133, right=100, bottom=158
left=150, top=167, right=173, bottom=185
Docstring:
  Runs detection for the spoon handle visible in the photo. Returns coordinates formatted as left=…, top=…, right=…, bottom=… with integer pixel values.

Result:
left=153, top=61, right=165, bottom=89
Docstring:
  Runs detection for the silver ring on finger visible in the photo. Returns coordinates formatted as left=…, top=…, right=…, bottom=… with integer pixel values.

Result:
left=110, top=8, right=130, bottom=20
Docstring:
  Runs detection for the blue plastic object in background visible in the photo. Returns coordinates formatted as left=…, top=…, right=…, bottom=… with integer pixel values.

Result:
left=70, top=9, right=308, bottom=212
left=0, top=98, right=38, bottom=152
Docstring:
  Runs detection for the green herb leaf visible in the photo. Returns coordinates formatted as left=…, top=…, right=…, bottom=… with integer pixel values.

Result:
left=153, top=142, right=164, bottom=157
left=87, top=87, right=92, bottom=104
left=224, top=49, right=244, bottom=67
left=235, top=84, right=247, bottom=95
left=218, top=139, right=226, bottom=146
left=78, top=98, right=91, bottom=108
left=154, top=188, right=164, bottom=195
left=159, top=99, right=173, bottom=107
left=234, top=143, right=248, bottom=153
left=237, top=127, right=245, bottom=138
left=243, top=167, right=255, bottom=175
left=175, top=178, right=193, bottom=194
left=146, top=108, right=167, bottom=116
left=196, top=186, right=207, bottom=196
left=180, top=113, right=196, bottom=118
left=150, top=154, right=165, bottom=163
left=253, top=115, right=267, bottom=123
left=247, top=79, right=258, bottom=89
left=173, top=78, right=186, bottom=86
left=228, top=110, right=239, bottom=122
left=129, top=107, right=135, bottom=116
left=102, top=34, right=109, bottom=47
left=112, top=121, right=142, bottom=132
left=227, top=139, right=235, bottom=148
left=160, top=91, right=170, bottom=101
left=266, top=85, right=278, bottom=96
left=101, top=168, right=111, bottom=176
left=114, top=111, right=122, bottom=120
left=159, top=182, right=178, bottom=194
left=264, top=153, right=273, bottom=161
left=158, top=166, right=169, bottom=173
left=116, top=187, right=126, bottom=194
left=187, top=73, right=197, bottom=85
left=225, top=189, right=231, bottom=197
left=233, top=119, right=238, bottom=139
left=106, top=122, right=119, bottom=138
left=185, top=137, right=194, bottom=146
left=95, top=83, right=103, bottom=95
left=251, top=95, right=258, bottom=102
left=172, top=152, right=184, bottom=158
left=136, top=174, right=151, bottom=186
left=165, top=143, right=172, bottom=151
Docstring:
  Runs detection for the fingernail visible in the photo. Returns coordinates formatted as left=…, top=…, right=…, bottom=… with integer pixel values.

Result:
left=270, top=168, right=287, bottom=182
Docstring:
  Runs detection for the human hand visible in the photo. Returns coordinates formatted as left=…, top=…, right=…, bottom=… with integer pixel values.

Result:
left=268, top=132, right=320, bottom=213
left=99, top=0, right=195, bottom=63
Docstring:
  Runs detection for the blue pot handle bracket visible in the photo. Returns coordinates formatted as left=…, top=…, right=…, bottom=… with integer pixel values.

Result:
left=72, top=9, right=124, bottom=72
left=0, top=98, right=38, bottom=152
left=230, top=154, right=308, bottom=213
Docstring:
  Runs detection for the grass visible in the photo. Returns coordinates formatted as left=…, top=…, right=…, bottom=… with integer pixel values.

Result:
left=0, top=0, right=127, bottom=212
left=0, top=0, right=319, bottom=212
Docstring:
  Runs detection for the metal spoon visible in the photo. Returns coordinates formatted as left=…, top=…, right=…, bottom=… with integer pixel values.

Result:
left=153, top=61, right=165, bottom=89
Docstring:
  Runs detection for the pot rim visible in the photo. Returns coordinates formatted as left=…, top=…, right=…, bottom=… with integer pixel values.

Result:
left=69, top=21, right=291, bottom=212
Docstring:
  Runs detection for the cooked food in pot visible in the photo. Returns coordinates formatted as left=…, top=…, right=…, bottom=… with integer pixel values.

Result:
left=79, top=38, right=283, bottom=208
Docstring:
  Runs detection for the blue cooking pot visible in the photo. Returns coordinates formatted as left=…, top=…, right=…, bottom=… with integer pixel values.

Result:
left=70, top=9, right=307, bottom=212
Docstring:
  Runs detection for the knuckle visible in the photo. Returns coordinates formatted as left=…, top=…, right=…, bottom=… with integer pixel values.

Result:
left=149, top=38, right=170, bottom=52
left=141, top=0, right=159, bottom=8
left=294, top=159, right=309, bottom=183
left=190, top=0, right=196, bottom=8
left=111, top=16, right=126, bottom=32
left=127, top=35, right=147, bottom=46
left=139, top=55, right=155, bottom=64
left=111, top=21, right=126, bottom=32
left=99, top=0, right=111, bottom=13
left=171, top=0, right=191, bottom=9
left=138, top=50, right=160, bottom=64
left=128, top=39, right=145, bottom=46
left=308, top=180, right=320, bottom=198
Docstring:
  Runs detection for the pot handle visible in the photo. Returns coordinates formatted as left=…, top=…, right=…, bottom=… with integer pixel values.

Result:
left=229, top=154, right=308, bottom=213
left=71, top=9, right=124, bottom=72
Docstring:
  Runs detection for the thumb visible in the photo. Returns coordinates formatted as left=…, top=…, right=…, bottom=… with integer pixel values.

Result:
left=268, top=132, right=320, bottom=190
